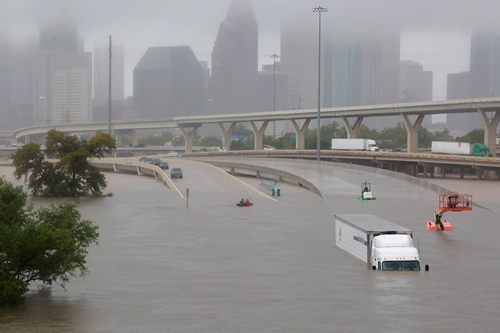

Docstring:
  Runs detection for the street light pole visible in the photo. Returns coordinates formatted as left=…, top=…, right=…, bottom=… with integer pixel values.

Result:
left=271, top=53, right=279, bottom=139
left=313, top=6, right=327, bottom=161
left=87, top=84, right=91, bottom=122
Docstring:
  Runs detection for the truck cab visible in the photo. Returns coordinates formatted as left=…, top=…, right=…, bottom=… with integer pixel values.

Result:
left=471, top=143, right=492, bottom=157
left=366, top=139, right=379, bottom=152
left=371, top=234, right=420, bottom=271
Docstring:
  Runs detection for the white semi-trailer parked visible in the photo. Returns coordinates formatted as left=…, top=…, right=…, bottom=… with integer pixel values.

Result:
left=335, top=214, right=421, bottom=271
left=331, top=139, right=379, bottom=151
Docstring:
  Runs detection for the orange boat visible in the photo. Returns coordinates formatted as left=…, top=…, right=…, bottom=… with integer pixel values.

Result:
left=236, top=202, right=253, bottom=207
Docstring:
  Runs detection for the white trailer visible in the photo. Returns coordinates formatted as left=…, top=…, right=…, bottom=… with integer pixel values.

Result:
left=335, top=214, right=420, bottom=271
left=431, top=141, right=492, bottom=157
left=331, top=139, right=379, bottom=151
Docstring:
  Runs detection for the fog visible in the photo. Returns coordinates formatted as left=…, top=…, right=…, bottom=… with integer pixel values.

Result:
left=2, top=0, right=500, bottom=99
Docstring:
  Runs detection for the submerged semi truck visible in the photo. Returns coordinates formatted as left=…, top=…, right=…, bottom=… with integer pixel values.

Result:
left=431, top=141, right=492, bottom=157
left=335, top=214, right=421, bottom=271
left=331, top=139, right=379, bottom=151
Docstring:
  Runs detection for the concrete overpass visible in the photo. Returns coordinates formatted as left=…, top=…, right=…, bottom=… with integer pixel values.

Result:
left=12, top=98, right=500, bottom=154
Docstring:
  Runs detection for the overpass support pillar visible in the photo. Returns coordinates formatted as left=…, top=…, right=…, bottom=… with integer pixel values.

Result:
left=291, top=119, right=311, bottom=149
left=478, top=108, right=500, bottom=179
left=114, top=129, right=137, bottom=146
left=341, top=116, right=364, bottom=139
left=250, top=121, right=269, bottom=150
left=218, top=122, right=237, bottom=149
left=131, top=130, right=137, bottom=147
left=115, top=131, right=124, bottom=146
left=477, top=108, right=500, bottom=153
left=179, top=126, right=199, bottom=153
left=401, top=114, right=424, bottom=153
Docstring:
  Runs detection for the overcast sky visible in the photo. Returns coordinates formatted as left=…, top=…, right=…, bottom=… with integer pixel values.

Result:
left=3, top=0, right=500, bottom=100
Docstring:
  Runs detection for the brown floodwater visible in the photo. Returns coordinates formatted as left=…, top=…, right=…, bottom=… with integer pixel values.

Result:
left=1, top=160, right=499, bottom=333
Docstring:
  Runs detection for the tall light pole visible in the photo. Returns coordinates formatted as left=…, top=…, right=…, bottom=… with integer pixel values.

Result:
left=271, top=53, right=279, bottom=139
left=108, top=35, right=112, bottom=135
left=87, top=84, right=91, bottom=122
left=313, top=6, right=327, bottom=161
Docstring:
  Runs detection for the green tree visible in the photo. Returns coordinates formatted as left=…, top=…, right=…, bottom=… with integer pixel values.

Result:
left=232, top=124, right=253, bottom=137
left=455, top=129, right=484, bottom=143
left=194, top=135, right=222, bottom=148
left=171, top=135, right=185, bottom=147
left=230, top=139, right=252, bottom=150
left=418, top=127, right=434, bottom=148
left=138, top=131, right=176, bottom=146
left=12, top=129, right=115, bottom=197
left=431, top=128, right=454, bottom=142
left=379, top=123, right=407, bottom=149
left=0, top=177, right=99, bottom=305
left=357, top=124, right=380, bottom=140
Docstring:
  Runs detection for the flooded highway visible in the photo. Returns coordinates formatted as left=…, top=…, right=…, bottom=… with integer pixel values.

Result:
left=1, top=159, right=499, bottom=333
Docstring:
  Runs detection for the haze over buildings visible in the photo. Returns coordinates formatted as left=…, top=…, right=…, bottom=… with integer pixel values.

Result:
left=1, top=0, right=500, bottom=135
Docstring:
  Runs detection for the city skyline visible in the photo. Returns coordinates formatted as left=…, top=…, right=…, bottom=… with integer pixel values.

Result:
left=2, top=0, right=499, bottom=101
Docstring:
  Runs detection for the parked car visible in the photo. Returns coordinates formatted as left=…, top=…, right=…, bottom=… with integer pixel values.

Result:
left=143, top=158, right=153, bottom=164
left=170, top=167, right=183, bottom=179
left=263, top=145, right=276, bottom=150
left=12, top=142, right=24, bottom=147
left=159, top=161, right=169, bottom=170
left=139, top=156, right=149, bottom=162
left=220, top=147, right=230, bottom=151
left=151, top=158, right=161, bottom=166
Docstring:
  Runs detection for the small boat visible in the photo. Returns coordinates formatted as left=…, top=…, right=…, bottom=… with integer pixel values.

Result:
left=236, top=202, right=253, bottom=207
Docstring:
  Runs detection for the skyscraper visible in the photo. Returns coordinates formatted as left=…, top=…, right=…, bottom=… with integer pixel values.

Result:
left=205, top=0, right=258, bottom=115
left=445, top=31, right=500, bottom=132
left=280, top=20, right=319, bottom=112
left=399, top=60, right=432, bottom=103
left=6, top=38, right=38, bottom=130
left=133, top=46, right=205, bottom=119
left=322, top=28, right=401, bottom=130
left=470, top=32, right=500, bottom=98
left=33, top=0, right=92, bottom=124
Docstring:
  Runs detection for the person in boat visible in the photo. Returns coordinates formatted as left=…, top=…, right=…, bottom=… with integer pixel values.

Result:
left=244, top=198, right=250, bottom=204
left=239, top=198, right=245, bottom=204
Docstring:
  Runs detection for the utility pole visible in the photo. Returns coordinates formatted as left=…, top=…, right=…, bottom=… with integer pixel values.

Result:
left=270, top=53, right=279, bottom=139
left=88, top=84, right=91, bottom=121
left=108, top=35, right=112, bottom=135
left=313, top=6, right=327, bottom=161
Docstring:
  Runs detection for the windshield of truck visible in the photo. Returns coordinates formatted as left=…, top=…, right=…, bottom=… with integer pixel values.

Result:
left=480, top=148, right=492, bottom=156
left=382, top=261, right=420, bottom=271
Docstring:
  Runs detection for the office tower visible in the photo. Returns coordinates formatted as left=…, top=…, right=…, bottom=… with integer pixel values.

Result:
left=470, top=32, right=500, bottom=98
left=447, top=71, right=471, bottom=100
left=33, top=0, right=92, bottom=125
left=283, top=17, right=401, bottom=130
left=39, top=1, right=78, bottom=54
left=280, top=19, right=319, bottom=112
left=323, top=39, right=362, bottom=108
left=94, top=43, right=125, bottom=105
left=360, top=32, right=401, bottom=107
left=8, top=38, right=38, bottom=129
left=444, top=32, right=500, bottom=132
left=51, top=67, right=91, bottom=123
left=205, top=0, right=258, bottom=115
left=33, top=52, right=92, bottom=124
left=399, top=60, right=433, bottom=103
left=133, top=46, right=205, bottom=119
left=258, top=63, right=288, bottom=136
